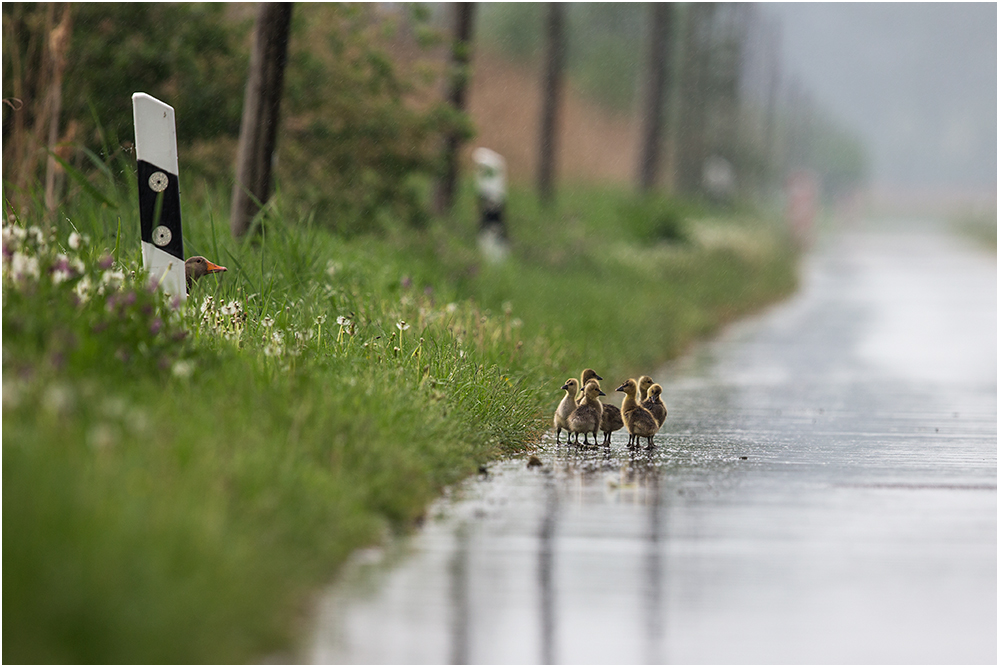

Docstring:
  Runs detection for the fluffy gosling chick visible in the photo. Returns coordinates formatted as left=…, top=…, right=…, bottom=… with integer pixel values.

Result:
left=616, top=378, right=659, bottom=448
left=553, top=378, right=580, bottom=444
left=637, top=375, right=654, bottom=403
left=568, top=380, right=605, bottom=446
left=642, top=383, right=667, bottom=428
left=577, top=368, right=602, bottom=403
left=599, top=401, right=624, bottom=446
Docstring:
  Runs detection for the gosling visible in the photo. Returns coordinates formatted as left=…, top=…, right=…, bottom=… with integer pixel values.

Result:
left=578, top=368, right=602, bottom=402
left=599, top=400, right=624, bottom=446
left=616, top=378, right=659, bottom=448
left=637, top=375, right=654, bottom=403
left=642, top=383, right=667, bottom=428
left=553, top=378, right=580, bottom=444
left=568, top=380, right=604, bottom=446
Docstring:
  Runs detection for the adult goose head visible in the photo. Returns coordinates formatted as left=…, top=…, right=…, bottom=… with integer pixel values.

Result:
left=185, top=256, right=227, bottom=289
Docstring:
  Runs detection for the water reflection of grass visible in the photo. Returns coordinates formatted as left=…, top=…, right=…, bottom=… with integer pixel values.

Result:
left=2, top=181, right=796, bottom=662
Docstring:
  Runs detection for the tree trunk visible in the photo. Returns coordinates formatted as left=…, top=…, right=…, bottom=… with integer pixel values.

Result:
left=44, top=4, right=73, bottom=215
left=537, top=2, right=564, bottom=205
left=673, top=3, right=715, bottom=195
left=230, top=2, right=293, bottom=239
left=434, top=2, right=476, bottom=217
left=636, top=3, right=670, bottom=193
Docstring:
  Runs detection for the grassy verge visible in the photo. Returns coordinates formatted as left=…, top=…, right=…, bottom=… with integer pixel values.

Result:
left=950, top=206, right=997, bottom=252
left=3, top=177, right=797, bottom=663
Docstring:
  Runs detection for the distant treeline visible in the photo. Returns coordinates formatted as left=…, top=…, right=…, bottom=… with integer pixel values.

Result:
left=2, top=3, right=868, bottom=231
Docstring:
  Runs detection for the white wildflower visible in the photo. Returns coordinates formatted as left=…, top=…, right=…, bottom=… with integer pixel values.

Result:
left=396, top=320, right=410, bottom=331
left=4, top=224, right=26, bottom=243
left=315, top=314, right=327, bottom=325
left=68, top=231, right=82, bottom=250
left=100, top=269, right=125, bottom=289
left=221, top=300, right=238, bottom=317
left=53, top=268, right=72, bottom=285
left=10, top=252, right=39, bottom=281
left=200, top=296, right=215, bottom=314
left=171, top=360, right=195, bottom=379
left=74, top=275, right=92, bottom=302
left=262, top=316, right=274, bottom=328
left=42, top=382, right=74, bottom=415
left=446, top=302, right=458, bottom=314
left=336, top=315, right=351, bottom=326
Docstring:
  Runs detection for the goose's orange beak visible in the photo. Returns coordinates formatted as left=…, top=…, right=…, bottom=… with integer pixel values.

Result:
left=205, top=260, right=227, bottom=274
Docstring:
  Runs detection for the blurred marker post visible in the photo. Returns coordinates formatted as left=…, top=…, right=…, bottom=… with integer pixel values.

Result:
left=786, top=169, right=818, bottom=249
left=473, top=147, right=509, bottom=263
left=132, top=92, right=186, bottom=299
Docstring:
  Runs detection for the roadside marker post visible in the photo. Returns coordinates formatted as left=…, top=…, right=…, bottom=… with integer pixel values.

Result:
left=132, top=92, right=186, bottom=299
left=472, top=147, right=509, bottom=263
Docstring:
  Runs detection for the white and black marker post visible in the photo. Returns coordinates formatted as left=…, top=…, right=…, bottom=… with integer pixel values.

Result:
left=132, top=92, right=186, bottom=299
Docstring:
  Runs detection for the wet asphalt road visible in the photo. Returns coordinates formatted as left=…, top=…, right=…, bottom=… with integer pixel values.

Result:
left=307, top=220, right=996, bottom=664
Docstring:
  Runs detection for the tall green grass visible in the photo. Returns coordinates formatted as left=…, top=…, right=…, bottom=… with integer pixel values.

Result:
left=3, top=171, right=797, bottom=662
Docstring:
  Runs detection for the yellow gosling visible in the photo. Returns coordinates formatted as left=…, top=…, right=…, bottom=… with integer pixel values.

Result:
left=642, top=383, right=667, bottom=428
left=568, top=380, right=605, bottom=446
left=553, top=378, right=579, bottom=444
left=616, top=378, right=659, bottom=448
left=577, top=368, right=602, bottom=403
left=637, top=375, right=654, bottom=403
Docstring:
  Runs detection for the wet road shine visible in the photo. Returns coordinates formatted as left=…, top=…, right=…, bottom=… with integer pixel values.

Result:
left=308, top=221, right=996, bottom=664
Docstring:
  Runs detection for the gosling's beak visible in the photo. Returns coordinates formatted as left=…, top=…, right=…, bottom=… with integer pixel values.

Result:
left=598, top=390, right=606, bottom=397
left=615, top=383, right=627, bottom=393
left=561, top=383, right=570, bottom=391
left=205, top=260, right=227, bottom=274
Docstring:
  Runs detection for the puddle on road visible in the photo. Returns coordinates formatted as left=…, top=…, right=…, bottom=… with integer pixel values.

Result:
left=305, top=224, right=996, bottom=664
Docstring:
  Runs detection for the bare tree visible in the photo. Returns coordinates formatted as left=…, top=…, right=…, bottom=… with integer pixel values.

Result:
left=230, top=2, right=293, bottom=239
left=537, top=2, right=564, bottom=204
left=636, top=3, right=672, bottom=193
left=434, top=2, right=476, bottom=216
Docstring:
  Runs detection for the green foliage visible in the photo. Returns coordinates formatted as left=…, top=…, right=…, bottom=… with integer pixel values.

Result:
left=272, top=4, right=466, bottom=236
left=1, top=4, right=249, bottom=153
left=3, top=3, right=463, bottom=236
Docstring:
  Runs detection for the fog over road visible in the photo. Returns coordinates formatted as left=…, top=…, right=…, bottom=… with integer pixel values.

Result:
left=308, top=219, right=996, bottom=664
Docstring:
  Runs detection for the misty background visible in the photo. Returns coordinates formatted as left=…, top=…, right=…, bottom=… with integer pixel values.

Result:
left=766, top=2, right=997, bottom=204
